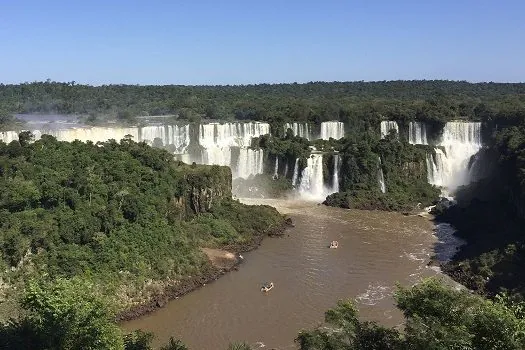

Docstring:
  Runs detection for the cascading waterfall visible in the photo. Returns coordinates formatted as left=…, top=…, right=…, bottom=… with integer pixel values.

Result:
left=332, top=154, right=340, bottom=193
left=433, top=122, right=482, bottom=193
left=236, top=148, right=264, bottom=179
left=378, top=156, right=386, bottom=193
left=408, top=121, right=482, bottom=195
left=320, top=121, right=344, bottom=140
left=197, top=122, right=270, bottom=178
left=380, top=121, right=399, bottom=138
left=408, top=122, right=428, bottom=145
left=292, top=158, right=299, bottom=187
left=0, top=131, right=20, bottom=144
left=31, top=126, right=140, bottom=143
left=273, top=157, right=279, bottom=179
left=426, top=148, right=446, bottom=187
left=299, top=154, right=326, bottom=200
left=1, top=125, right=192, bottom=149
left=284, top=122, right=311, bottom=140
left=139, top=125, right=190, bottom=153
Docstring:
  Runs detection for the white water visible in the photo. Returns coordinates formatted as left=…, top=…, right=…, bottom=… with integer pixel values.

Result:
left=378, top=156, right=386, bottom=193
left=32, top=126, right=139, bottom=143
left=139, top=125, right=190, bottom=153
left=409, top=121, right=482, bottom=195
left=320, top=121, right=344, bottom=140
left=299, top=154, right=326, bottom=200
left=0, top=131, right=19, bottom=144
left=236, top=148, right=264, bottom=179
left=284, top=122, right=311, bottom=140
left=1, top=125, right=190, bottom=149
left=332, top=154, right=340, bottom=193
left=380, top=121, right=399, bottom=139
left=291, top=158, right=299, bottom=187
left=273, top=157, right=279, bottom=179
left=198, top=122, right=270, bottom=178
left=0, top=122, right=270, bottom=180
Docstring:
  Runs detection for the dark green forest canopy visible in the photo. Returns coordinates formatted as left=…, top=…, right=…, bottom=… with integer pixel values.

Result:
left=0, top=135, right=285, bottom=315
left=1, top=80, right=525, bottom=125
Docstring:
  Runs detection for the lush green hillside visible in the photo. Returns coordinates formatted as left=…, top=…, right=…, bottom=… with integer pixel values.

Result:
left=0, top=134, right=285, bottom=320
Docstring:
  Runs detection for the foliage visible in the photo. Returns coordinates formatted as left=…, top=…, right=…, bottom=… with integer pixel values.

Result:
left=0, top=278, right=124, bottom=350
left=1, top=81, right=525, bottom=126
left=0, top=135, right=284, bottom=317
left=227, top=342, right=253, bottom=350
left=296, top=278, right=525, bottom=350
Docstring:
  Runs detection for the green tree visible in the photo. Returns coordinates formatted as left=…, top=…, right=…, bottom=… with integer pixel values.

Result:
left=0, top=278, right=124, bottom=350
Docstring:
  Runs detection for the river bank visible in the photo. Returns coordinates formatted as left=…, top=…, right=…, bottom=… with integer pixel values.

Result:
left=122, top=199, right=445, bottom=349
left=116, top=218, right=290, bottom=322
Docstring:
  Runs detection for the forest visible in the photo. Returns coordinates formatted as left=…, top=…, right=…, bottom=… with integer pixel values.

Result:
left=0, top=133, right=286, bottom=325
left=1, top=81, right=525, bottom=133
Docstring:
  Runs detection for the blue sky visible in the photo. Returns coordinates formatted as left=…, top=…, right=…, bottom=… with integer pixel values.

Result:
left=0, top=0, right=524, bottom=85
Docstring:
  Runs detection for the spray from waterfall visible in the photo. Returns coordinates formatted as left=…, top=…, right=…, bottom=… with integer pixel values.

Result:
left=292, top=158, right=299, bottom=187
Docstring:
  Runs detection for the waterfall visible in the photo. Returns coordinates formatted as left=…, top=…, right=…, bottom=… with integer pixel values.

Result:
left=410, top=122, right=482, bottom=195
left=320, top=121, right=344, bottom=140
left=30, top=127, right=140, bottom=143
left=426, top=148, right=446, bottom=187
left=196, top=121, right=270, bottom=178
left=284, top=162, right=289, bottom=178
left=434, top=122, right=482, bottom=193
left=378, top=156, right=386, bottom=193
left=332, top=154, right=340, bottom=193
left=284, top=122, right=311, bottom=140
left=0, top=131, right=20, bottom=144
left=1, top=121, right=270, bottom=179
left=380, top=121, right=399, bottom=139
left=139, top=125, right=190, bottom=153
left=291, top=158, right=299, bottom=187
left=273, top=157, right=279, bottom=179
left=299, top=154, right=326, bottom=200
left=236, top=148, right=264, bottom=179
left=408, top=122, right=428, bottom=145
left=199, top=122, right=270, bottom=148
left=1, top=126, right=193, bottom=150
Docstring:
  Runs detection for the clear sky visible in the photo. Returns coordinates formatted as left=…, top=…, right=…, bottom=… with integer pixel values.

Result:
left=0, top=0, right=524, bottom=85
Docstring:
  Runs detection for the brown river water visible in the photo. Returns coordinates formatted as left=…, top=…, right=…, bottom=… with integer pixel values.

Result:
left=122, top=199, right=448, bottom=349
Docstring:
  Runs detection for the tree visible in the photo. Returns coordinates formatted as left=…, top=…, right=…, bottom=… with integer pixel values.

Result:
left=0, top=278, right=124, bottom=350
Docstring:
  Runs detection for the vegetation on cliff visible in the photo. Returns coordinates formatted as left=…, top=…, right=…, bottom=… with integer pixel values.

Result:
left=324, top=131, right=439, bottom=211
left=0, top=135, right=285, bottom=320
left=434, top=121, right=525, bottom=300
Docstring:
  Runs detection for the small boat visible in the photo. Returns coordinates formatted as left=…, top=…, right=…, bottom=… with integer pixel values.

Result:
left=329, top=240, right=339, bottom=249
left=261, top=282, right=274, bottom=292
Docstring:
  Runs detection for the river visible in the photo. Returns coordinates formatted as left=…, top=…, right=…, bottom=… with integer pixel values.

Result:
left=122, top=199, right=446, bottom=349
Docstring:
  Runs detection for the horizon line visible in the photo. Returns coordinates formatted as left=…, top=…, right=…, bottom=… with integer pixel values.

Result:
left=2, top=79, right=525, bottom=88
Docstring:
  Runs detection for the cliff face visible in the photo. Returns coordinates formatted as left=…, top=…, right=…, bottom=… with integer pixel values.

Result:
left=173, top=164, right=232, bottom=218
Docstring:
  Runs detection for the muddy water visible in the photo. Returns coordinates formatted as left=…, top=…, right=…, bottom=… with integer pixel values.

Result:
left=123, top=199, right=443, bottom=349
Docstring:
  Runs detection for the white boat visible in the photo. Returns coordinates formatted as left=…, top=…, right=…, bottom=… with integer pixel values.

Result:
left=261, top=282, right=274, bottom=292
left=329, top=241, right=339, bottom=249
